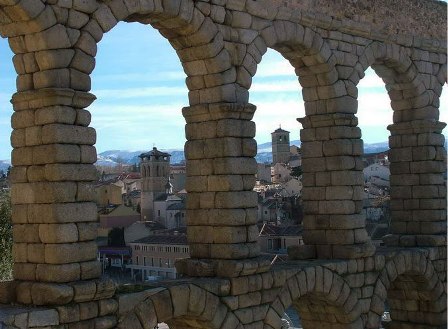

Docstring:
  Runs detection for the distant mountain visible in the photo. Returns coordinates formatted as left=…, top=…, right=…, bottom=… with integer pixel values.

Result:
left=257, top=140, right=301, bottom=153
left=95, top=140, right=391, bottom=167
left=363, top=142, right=389, bottom=154
left=96, top=149, right=186, bottom=167
left=0, top=160, right=10, bottom=173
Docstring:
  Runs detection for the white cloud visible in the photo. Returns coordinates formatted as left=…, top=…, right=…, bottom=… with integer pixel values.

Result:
left=252, top=99, right=305, bottom=141
left=255, top=60, right=296, bottom=78
left=92, top=71, right=186, bottom=84
left=358, top=71, right=387, bottom=90
left=251, top=80, right=299, bottom=93
left=90, top=103, right=185, bottom=127
left=93, top=86, right=188, bottom=99
left=357, top=92, right=392, bottom=126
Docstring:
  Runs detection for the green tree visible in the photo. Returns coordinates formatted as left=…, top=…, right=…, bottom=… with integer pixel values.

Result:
left=0, top=191, right=12, bottom=281
left=108, top=227, right=125, bottom=246
left=291, top=166, right=303, bottom=178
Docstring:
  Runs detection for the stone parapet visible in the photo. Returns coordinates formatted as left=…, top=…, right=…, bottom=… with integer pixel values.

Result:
left=1, top=248, right=446, bottom=328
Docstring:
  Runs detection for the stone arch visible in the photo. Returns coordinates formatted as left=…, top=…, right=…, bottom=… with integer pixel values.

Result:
left=367, top=251, right=447, bottom=328
left=117, top=284, right=240, bottom=329
left=1, top=0, right=234, bottom=103
left=2, top=0, right=265, bottom=292
left=93, top=1, right=262, bottom=268
left=101, top=0, right=238, bottom=105
left=3, top=0, right=247, bottom=304
left=356, top=41, right=447, bottom=247
left=244, top=21, right=338, bottom=96
left=265, top=266, right=363, bottom=329
left=356, top=41, right=434, bottom=120
left=246, top=19, right=374, bottom=259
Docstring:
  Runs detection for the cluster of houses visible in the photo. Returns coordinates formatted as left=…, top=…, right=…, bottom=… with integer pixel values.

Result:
left=94, top=128, right=393, bottom=282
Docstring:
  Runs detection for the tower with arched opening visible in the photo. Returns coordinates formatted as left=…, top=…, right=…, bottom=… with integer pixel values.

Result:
left=271, top=127, right=291, bottom=164
left=139, top=147, right=171, bottom=222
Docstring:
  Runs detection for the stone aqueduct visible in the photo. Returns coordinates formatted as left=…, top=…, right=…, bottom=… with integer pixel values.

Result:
left=0, top=0, right=446, bottom=328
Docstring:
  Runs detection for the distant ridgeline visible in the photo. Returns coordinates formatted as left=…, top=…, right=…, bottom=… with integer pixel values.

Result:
left=95, top=141, right=393, bottom=167
left=0, top=160, right=10, bottom=172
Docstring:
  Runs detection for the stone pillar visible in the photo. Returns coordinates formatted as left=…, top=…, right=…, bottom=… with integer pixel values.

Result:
left=297, top=111, right=375, bottom=259
left=9, top=88, right=114, bottom=305
left=175, top=103, right=271, bottom=277
left=386, top=120, right=447, bottom=247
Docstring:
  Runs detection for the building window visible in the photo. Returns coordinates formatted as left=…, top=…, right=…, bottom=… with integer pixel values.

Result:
left=136, top=256, right=139, bottom=265
left=144, top=257, right=146, bottom=266
left=158, top=210, right=161, bottom=216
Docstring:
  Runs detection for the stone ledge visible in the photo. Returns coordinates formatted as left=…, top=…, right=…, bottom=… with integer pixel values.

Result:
left=175, top=256, right=272, bottom=278
left=13, top=279, right=116, bottom=306
left=0, top=304, right=58, bottom=328
left=182, top=103, right=257, bottom=123
left=11, top=88, right=96, bottom=111
left=383, top=234, right=447, bottom=247
left=288, top=241, right=376, bottom=260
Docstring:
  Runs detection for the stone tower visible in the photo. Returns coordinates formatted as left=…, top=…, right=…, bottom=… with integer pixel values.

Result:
left=271, top=127, right=291, bottom=164
left=139, top=147, right=171, bottom=221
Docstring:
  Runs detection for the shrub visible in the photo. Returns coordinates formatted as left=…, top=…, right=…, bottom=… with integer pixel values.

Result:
left=0, top=191, right=12, bottom=281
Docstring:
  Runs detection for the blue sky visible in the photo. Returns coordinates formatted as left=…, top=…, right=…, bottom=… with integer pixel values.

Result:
left=0, top=22, right=446, bottom=159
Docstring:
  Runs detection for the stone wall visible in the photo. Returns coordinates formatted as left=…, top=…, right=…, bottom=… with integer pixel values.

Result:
left=273, top=0, right=447, bottom=40
left=1, top=247, right=446, bottom=328
left=0, top=0, right=446, bottom=328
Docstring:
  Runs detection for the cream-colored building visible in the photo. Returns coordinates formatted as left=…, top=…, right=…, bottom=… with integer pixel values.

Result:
left=94, top=182, right=123, bottom=207
left=258, top=224, right=303, bottom=254
left=98, top=205, right=141, bottom=239
left=363, top=163, right=390, bottom=187
left=282, top=178, right=302, bottom=197
left=128, top=234, right=189, bottom=280
left=271, top=163, right=292, bottom=183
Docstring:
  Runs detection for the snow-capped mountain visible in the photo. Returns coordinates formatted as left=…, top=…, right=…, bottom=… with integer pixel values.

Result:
left=94, top=140, right=389, bottom=167
left=0, top=160, right=10, bottom=172
left=96, top=149, right=186, bottom=166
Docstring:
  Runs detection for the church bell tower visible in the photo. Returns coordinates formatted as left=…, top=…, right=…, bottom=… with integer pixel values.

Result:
left=139, top=147, right=171, bottom=221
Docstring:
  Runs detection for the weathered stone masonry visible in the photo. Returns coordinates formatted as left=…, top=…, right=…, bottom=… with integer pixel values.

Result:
left=0, top=0, right=446, bottom=328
